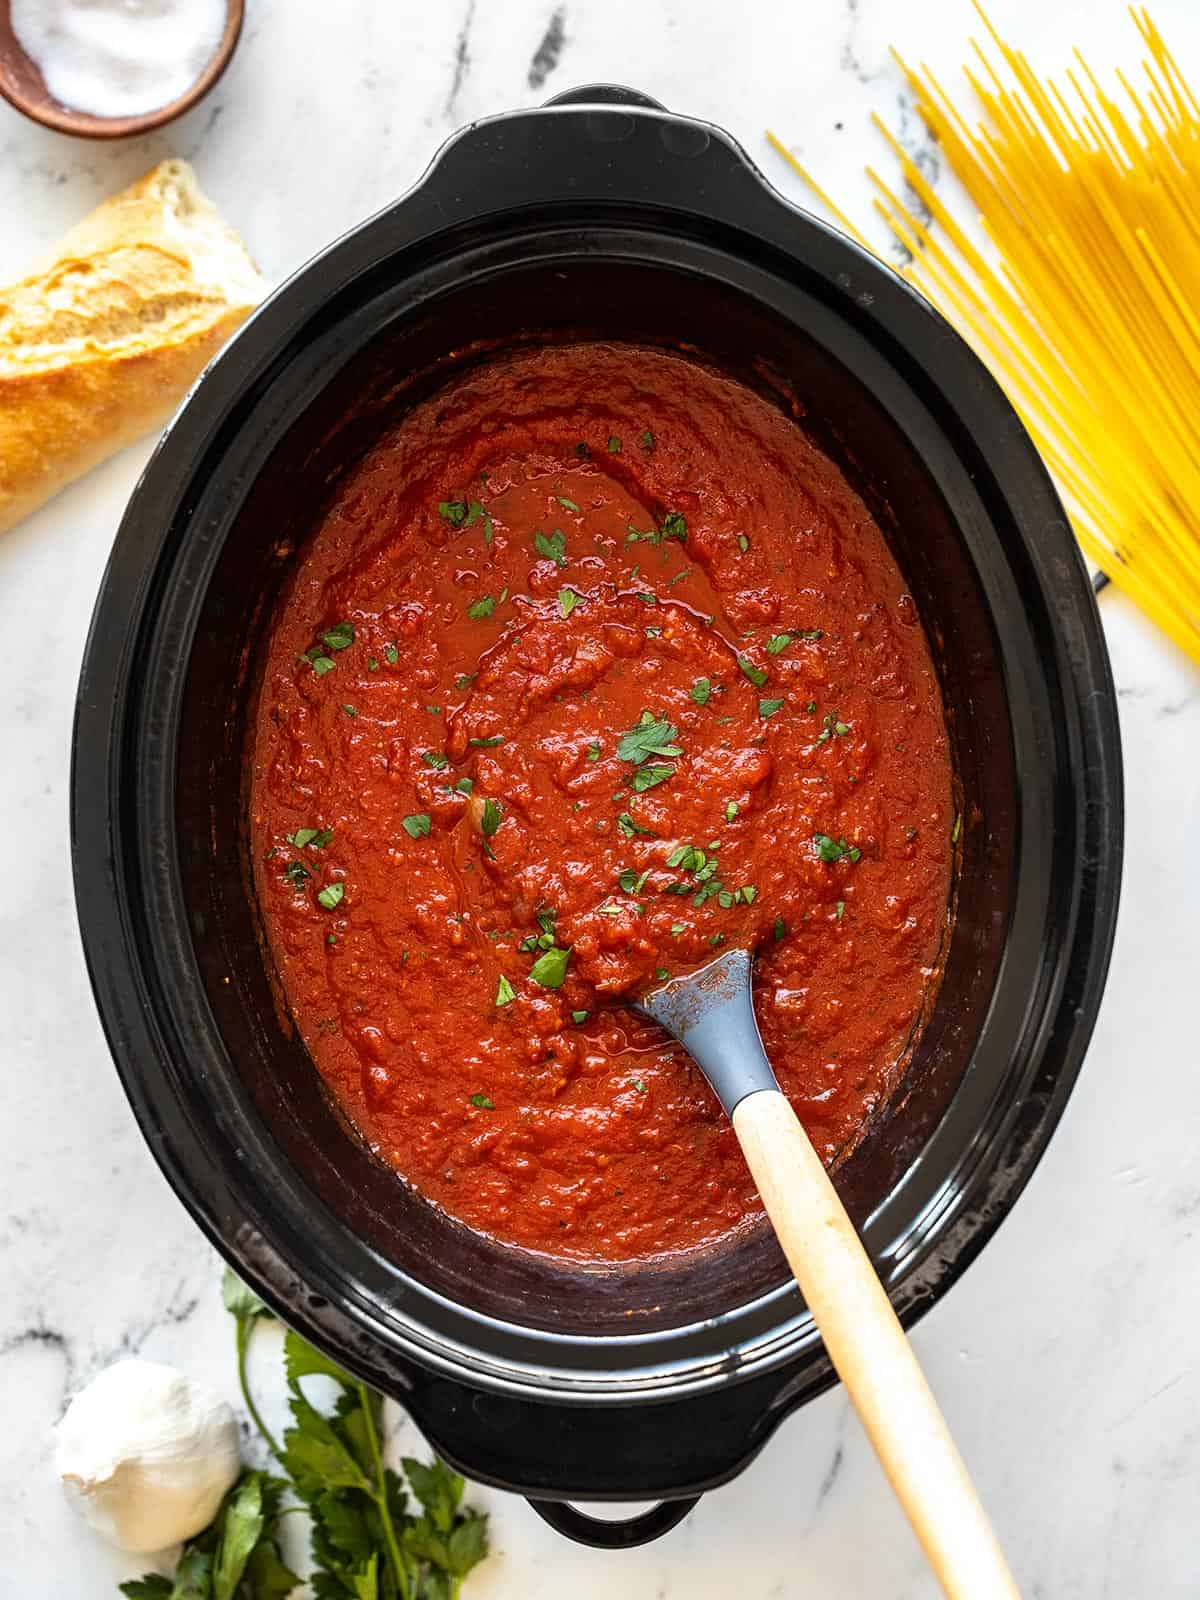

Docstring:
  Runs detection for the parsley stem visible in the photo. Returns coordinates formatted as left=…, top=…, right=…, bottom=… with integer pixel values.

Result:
left=235, top=1318, right=283, bottom=1462
left=357, top=1381, right=411, bottom=1600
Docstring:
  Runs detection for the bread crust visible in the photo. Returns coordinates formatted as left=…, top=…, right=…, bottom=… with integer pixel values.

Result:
left=0, top=160, right=263, bottom=535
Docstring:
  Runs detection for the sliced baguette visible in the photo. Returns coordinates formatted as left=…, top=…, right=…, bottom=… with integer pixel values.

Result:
left=0, top=159, right=265, bottom=536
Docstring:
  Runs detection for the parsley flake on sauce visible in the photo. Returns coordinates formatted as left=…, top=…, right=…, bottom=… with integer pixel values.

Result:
left=817, top=711, right=851, bottom=744
left=470, top=1092, right=496, bottom=1107
left=608, top=435, right=622, bottom=454
left=535, top=528, right=568, bottom=567
left=813, top=833, right=861, bottom=864
left=317, top=882, right=344, bottom=911
left=617, top=711, right=682, bottom=765
left=481, top=798, right=502, bottom=838
left=421, top=751, right=449, bottom=769
left=283, top=860, right=311, bottom=889
left=690, top=678, right=713, bottom=706
left=619, top=866, right=652, bottom=895
left=660, top=511, right=687, bottom=542
left=557, top=496, right=580, bottom=512
left=529, top=945, right=571, bottom=988
left=641, top=429, right=656, bottom=452
left=737, top=534, right=750, bottom=553
left=773, top=915, right=787, bottom=941
left=559, top=588, right=582, bottom=618
left=288, top=827, right=332, bottom=849
left=724, top=802, right=738, bottom=822
left=759, top=697, right=785, bottom=719
left=495, top=975, right=515, bottom=1008
left=631, top=763, right=675, bottom=792
left=616, top=812, right=656, bottom=838
left=385, top=644, right=399, bottom=665
left=307, top=654, right=336, bottom=676
left=737, top=655, right=768, bottom=689
left=438, top=500, right=469, bottom=526
left=468, top=594, right=496, bottom=619
left=586, top=741, right=601, bottom=762
left=322, top=621, right=355, bottom=652
left=571, top=1009, right=590, bottom=1024
left=468, top=735, right=505, bottom=748
left=403, top=814, right=432, bottom=839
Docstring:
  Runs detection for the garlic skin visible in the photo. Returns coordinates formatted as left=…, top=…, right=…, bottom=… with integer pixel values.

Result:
left=55, top=1358, right=241, bottom=1553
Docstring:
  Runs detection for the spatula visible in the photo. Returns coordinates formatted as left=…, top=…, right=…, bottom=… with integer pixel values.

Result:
left=635, top=947, right=1020, bottom=1600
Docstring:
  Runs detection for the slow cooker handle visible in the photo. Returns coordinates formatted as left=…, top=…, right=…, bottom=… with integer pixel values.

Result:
left=527, top=1496, right=699, bottom=1549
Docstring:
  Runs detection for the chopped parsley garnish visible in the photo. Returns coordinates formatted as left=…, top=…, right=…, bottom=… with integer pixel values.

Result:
left=421, top=751, right=449, bottom=769
left=402, top=813, right=432, bottom=839
left=816, top=711, right=851, bottom=743
left=655, top=969, right=670, bottom=981
left=661, top=511, right=687, bottom=542
left=725, top=802, right=738, bottom=822
left=455, top=672, right=476, bottom=690
left=438, top=500, right=469, bottom=526
left=342, top=703, right=358, bottom=717
left=737, top=534, right=750, bottom=553
left=557, top=496, right=580, bottom=512
left=666, top=566, right=693, bottom=588
left=535, top=528, right=567, bottom=567
left=529, top=945, right=571, bottom=989
left=317, top=882, right=344, bottom=911
left=307, top=654, right=336, bottom=676
left=759, top=697, right=785, bottom=718
left=426, top=705, right=442, bottom=716
left=368, top=657, right=379, bottom=671
left=740, top=885, right=757, bottom=903
left=631, top=763, right=675, bottom=792
left=773, top=915, right=787, bottom=941
left=670, top=921, right=686, bottom=937
left=617, top=711, right=682, bottom=765
left=710, top=931, right=727, bottom=946
left=283, top=860, right=311, bottom=889
left=322, top=621, right=355, bottom=652
left=453, top=777, right=474, bottom=794
left=641, top=429, right=655, bottom=451
left=385, top=644, right=399, bottom=665
left=813, top=833, right=861, bottom=864
left=571, top=1009, right=589, bottom=1024
left=616, top=812, right=656, bottom=838
left=836, top=900, right=845, bottom=920
left=468, top=595, right=496, bottom=619
left=586, top=741, right=601, bottom=762
left=690, top=678, right=713, bottom=706
left=619, top=866, right=652, bottom=895
left=495, top=975, right=515, bottom=1008
left=806, top=699, right=817, bottom=713
left=470, top=1092, right=495, bottom=1107
left=559, top=588, right=582, bottom=617
left=288, top=827, right=333, bottom=849
left=468, top=734, right=505, bottom=748
left=634, top=591, right=657, bottom=606
left=481, top=798, right=502, bottom=838
left=608, top=434, right=622, bottom=453
left=632, top=1078, right=649, bottom=1093
left=737, top=655, right=768, bottom=688
left=766, top=633, right=792, bottom=655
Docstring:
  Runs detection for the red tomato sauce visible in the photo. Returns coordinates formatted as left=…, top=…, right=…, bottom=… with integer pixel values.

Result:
left=249, top=343, right=953, bottom=1262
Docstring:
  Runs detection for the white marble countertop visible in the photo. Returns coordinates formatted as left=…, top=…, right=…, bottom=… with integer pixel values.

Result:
left=3, top=1, right=1199, bottom=1594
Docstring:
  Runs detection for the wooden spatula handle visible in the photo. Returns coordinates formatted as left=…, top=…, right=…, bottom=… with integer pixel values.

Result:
left=733, top=1089, right=1020, bottom=1600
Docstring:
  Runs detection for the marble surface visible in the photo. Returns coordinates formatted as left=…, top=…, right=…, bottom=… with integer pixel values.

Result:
left=3, top=1, right=1199, bottom=1594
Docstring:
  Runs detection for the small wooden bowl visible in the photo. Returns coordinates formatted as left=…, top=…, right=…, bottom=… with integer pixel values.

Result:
left=0, top=0, right=244, bottom=139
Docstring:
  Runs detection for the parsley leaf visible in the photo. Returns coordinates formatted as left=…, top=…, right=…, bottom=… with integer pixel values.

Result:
left=438, top=500, right=468, bottom=526
left=495, top=975, right=515, bottom=1007
left=470, top=1092, right=495, bottom=1108
left=660, top=511, right=687, bottom=542
left=616, top=811, right=656, bottom=838
left=322, top=622, right=355, bottom=652
left=737, top=655, right=768, bottom=688
left=529, top=945, right=571, bottom=988
left=534, top=528, right=567, bottom=567
left=690, top=678, right=712, bottom=706
left=641, top=429, right=656, bottom=451
left=317, top=882, right=344, bottom=910
left=586, top=741, right=601, bottom=762
left=559, top=588, right=582, bottom=617
left=402, top=814, right=431, bottom=839
left=557, top=496, right=580, bottom=512
left=813, top=833, right=861, bottom=864
left=631, top=763, right=674, bottom=792
left=421, top=751, right=448, bottom=769
left=283, top=860, right=311, bottom=889
left=608, top=434, right=622, bottom=453
left=385, top=644, right=399, bottom=665
left=468, top=735, right=505, bottom=748
left=571, top=1009, right=590, bottom=1024
left=617, top=711, right=682, bottom=765
left=467, top=595, right=495, bottom=619
left=765, top=633, right=792, bottom=655
left=481, top=798, right=502, bottom=838
left=759, top=697, right=785, bottom=718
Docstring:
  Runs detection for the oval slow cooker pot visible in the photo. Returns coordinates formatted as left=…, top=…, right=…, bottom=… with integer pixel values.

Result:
left=72, top=88, right=1122, bottom=1548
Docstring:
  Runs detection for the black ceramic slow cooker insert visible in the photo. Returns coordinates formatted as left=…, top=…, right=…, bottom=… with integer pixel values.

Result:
left=71, top=88, right=1122, bottom=1548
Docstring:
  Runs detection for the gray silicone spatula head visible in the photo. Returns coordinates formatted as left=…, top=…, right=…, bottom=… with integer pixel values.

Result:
left=633, top=946, right=781, bottom=1116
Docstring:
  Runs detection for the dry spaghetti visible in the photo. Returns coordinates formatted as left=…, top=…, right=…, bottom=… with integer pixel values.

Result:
left=769, top=7, right=1200, bottom=666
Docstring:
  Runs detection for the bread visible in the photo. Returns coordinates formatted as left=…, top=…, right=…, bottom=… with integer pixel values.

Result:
left=0, top=159, right=264, bottom=536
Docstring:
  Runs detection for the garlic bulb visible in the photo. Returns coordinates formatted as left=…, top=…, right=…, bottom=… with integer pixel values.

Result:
left=55, top=1358, right=241, bottom=1552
